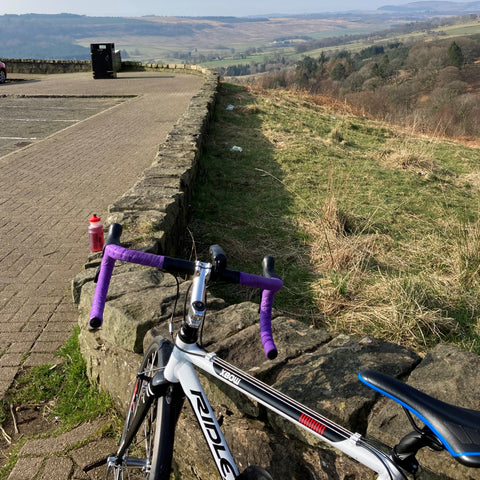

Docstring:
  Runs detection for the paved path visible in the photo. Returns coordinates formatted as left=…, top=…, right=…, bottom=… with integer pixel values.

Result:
left=7, top=417, right=116, bottom=480
left=0, top=71, right=204, bottom=398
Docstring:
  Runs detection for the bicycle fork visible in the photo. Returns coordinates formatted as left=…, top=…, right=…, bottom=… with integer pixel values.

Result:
left=166, top=343, right=240, bottom=480
left=108, top=361, right=185, bottom=478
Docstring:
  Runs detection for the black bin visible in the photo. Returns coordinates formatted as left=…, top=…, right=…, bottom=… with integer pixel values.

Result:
left=91, top=43, right=117, bottom=79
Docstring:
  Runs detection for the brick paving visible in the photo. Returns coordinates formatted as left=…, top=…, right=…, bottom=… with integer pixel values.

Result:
left=0, top=71, right=204, bottom=399
left=7, top=418, right=115, bottom=479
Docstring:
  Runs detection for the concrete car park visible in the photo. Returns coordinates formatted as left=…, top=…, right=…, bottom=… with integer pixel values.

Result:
left=0, top=96, right=126, bottom=156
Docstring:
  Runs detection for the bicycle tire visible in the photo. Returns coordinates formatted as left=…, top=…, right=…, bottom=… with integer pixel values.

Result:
left=236, top=466, right=274, bottom=479
left=108, top=337, right=181, bottom=480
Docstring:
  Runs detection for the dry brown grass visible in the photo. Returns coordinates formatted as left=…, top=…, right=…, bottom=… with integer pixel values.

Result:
left=300, top=194, right=380, bottom=318
left=297, top=191, right=465, bottom=350
left=450, top=222, right=480, bottom=287
left=459, top=172, right=480, bottom=190
left=379, top=138, right=439, bottom=174
left=235, top=104, right=262, bottom=115
left=302, top=195, right=379, bottom=271
left=310, top=93, right=366, bottom=117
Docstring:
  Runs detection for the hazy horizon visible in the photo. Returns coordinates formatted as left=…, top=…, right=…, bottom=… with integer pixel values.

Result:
left=0, top=0, right=427, bottom=18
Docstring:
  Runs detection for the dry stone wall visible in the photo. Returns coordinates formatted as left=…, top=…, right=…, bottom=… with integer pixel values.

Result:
left=73, top=65, right=480, bottom=480
left=5, top=58, right=214, bottom=76
left=5, top=58, right=92, bottom=74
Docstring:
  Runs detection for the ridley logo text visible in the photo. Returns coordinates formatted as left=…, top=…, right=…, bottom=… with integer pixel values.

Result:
left=190, top=389, right=237, bottom=479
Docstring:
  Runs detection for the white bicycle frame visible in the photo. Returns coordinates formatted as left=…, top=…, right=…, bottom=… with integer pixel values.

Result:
left=93, top=234, right=479, bottom=479
left=164, top=337, right=406, bottom=480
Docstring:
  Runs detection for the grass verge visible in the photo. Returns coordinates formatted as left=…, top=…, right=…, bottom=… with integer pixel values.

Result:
left=0, top=327, right=115, bottom=479
left=3, top=327, right=113, bottom=430
left=189, top=82, right=480, bottom=353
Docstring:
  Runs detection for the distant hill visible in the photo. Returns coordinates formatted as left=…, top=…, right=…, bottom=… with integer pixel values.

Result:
left=379, top=1, right=480, bottom=13
left=0, top=13, right=211, bottom=60
left=1, top=7, right=479, bottom=62
left=0, top=12, right=391, bottom=61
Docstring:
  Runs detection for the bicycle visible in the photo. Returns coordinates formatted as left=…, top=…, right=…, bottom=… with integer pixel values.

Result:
left=88, top=223, right=480, bottom=480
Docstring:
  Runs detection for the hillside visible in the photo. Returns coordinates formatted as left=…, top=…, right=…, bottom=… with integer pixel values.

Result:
left=1, top=3, right=480, bottom=62
left=190, top=82, right=480, bottom=354
left=0, top=13, right=392, bottom=61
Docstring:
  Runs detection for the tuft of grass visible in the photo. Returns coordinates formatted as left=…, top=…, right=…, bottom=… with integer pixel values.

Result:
left=189, top=82, right=480, bottom=353
left=1, top=327, right=114, bottom=432
left=0, top=327, right=115, bottom=479
left=452, top=222, right=480, bottom=287
left=380, top=139, right=439, bottom=174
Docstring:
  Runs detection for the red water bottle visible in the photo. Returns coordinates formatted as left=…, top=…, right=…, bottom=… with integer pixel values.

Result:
left=88, top=214, right=104, bottom=252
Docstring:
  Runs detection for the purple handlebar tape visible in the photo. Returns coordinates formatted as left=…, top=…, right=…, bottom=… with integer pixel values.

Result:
left=239, top=273, right=283, bottom=359
left=90, top=245, right=283, bottom=360
left=89, top=245, right=165, bottom=328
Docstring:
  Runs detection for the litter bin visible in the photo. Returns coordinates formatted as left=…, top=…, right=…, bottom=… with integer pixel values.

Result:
left=91, top=43, right=117, bottom=79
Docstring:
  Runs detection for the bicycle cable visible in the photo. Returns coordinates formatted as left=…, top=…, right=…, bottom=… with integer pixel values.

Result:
left=198, top=287, right=209, bottom=348
left=168, top=274, right=181, bottom=343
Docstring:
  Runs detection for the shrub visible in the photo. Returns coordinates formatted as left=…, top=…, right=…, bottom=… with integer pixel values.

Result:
left=448, top=41, right=465, bottom=69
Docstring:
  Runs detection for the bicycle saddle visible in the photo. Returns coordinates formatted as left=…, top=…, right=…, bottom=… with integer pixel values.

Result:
left=359, top=369, right=480, bottom=468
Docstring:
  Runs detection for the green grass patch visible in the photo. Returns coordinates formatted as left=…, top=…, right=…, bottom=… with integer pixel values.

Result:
left=188, top=83, right=318, bottom=318
left=1, top=327, right=113, bottom=433
left=189, top=82, right=480, bottom=353
left=0, top=327, right=114, bottom=479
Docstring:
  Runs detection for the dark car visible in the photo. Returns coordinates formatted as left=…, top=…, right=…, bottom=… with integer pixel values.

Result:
left=0, top=61, right=7, bottom=83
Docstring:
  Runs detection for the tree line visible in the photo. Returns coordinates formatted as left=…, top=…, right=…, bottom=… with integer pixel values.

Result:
left=254, top=35, right=480, bottom=138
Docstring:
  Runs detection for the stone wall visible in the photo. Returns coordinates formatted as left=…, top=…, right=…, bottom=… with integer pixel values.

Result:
left=72, top=64, right=480, bottom=480
left=75, top=270, right=480, bottom=480
left=5, top=58, right=92, bottom=74
left=5, top=58, right=213, bottom=76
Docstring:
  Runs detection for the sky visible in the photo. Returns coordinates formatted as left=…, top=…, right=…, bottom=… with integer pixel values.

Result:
left=0, top=0, right=420, bottom=17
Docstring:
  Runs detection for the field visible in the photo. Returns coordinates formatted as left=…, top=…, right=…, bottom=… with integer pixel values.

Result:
left=107, top=15, right=480, bottom=71
left=74, top=15, right=398, bottom=64
left=302, top=21, right=479, bottom=58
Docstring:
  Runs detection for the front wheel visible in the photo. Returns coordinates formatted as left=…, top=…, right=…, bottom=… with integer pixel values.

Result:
left=109, top=337, right=181, bottom=480
left=236, top=466, right=274, bottom=479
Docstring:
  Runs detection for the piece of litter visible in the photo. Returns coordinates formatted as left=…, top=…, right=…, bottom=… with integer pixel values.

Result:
left=226, top=104, right=235, bottom=111
left=231, top=146, right=243, bottom=152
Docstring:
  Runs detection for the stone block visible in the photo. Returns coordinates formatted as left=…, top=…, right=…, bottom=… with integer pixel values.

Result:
left=269, top=335, right=420, bottom=443
left=7, top=457, right=43, bottom=480
left=78, top=324, right=141, bottom=412
left=108, top=188, right=184, bottom=214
